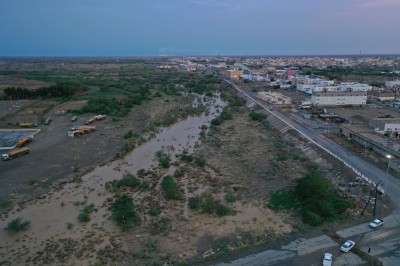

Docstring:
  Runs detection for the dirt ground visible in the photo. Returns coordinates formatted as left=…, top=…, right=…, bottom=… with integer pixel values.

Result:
left=0, top=63, right=391, bottom=265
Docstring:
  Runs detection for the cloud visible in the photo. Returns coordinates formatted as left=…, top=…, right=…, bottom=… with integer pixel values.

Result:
left=360, top=0, right=400, bottom=8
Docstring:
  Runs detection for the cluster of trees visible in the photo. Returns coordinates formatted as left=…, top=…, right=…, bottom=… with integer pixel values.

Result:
left=3, top=82, right=87, bottom=100
left=270, top=171, right=354, bottom=226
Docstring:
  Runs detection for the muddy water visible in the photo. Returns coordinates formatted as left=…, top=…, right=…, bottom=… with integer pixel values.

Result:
left=0, top=94, right=225, bottom=264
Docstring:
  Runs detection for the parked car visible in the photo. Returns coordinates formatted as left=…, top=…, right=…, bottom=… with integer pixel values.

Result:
left=323, top=253, right=333, bottom=266
left=340, top=240, right=355, bottom=252
left=369, top=219, right=384, bottom=229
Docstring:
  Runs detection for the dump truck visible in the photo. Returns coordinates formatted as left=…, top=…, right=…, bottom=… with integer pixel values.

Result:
left=2, top=147, right=30, bottom=161
left=94, top=114, right=106, bottom=121
left=71, top=116, right=78, bottom=122
left=68, top=126, right=96, bottom=137
left=16, top=137, right=32, bottom=147
left=85, top=118, right=95, bottom=125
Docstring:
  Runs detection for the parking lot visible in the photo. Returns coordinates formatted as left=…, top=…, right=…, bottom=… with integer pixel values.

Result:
left=0, top=129, right=40, bottom=149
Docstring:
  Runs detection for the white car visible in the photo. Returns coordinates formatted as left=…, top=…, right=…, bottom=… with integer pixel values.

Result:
left=369, top=219, right=384, bottom=229
left=340, top=240, right=355, bottom=252
left=323, top=253, right=332, bottom=266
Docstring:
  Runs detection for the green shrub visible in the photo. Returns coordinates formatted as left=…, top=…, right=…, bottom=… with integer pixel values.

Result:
left=123, top=130, right=134, bottom=139
left=188, top=197, right=201, bottom=209
left=112, top=194, right=140, bottom=231
left=269, top=189, right=297, bottom=210
left=105, top=173, right=141, bottom=191
left=161, top=175, right=182, bottom=200
left=194, top=156, right=206, bottom=167
left=249, top=111, right=267, bottom=121
left=0, top=199, right=11, bottom=208
left=77, top=212, right=90, bottom=222
left=224, top=193, right=236, bottom=203
left=216, top=204, right=234, bottom=216
left=156, top=151, right=171, bottom=168
left=200, top=196, right=218, bottom=214
left=4, top=218, right=31, bottom=232
left=148, top=206, right=161, bottom=216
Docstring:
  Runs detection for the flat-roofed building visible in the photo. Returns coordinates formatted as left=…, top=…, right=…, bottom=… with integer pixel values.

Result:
left=311, top=89, right=367, bottom=106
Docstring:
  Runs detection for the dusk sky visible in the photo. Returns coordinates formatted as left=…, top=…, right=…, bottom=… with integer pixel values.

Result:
left=1, top=0, right=400, bottom=56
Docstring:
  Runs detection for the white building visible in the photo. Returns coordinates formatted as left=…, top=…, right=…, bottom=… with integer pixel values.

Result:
left=340, top=82, right=372, bottom=92
left=311, top=90, right=367, bottom=106
left=386, top=79, right=400, bottom=88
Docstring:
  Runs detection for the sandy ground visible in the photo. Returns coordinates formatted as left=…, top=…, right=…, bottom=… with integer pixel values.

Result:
left=0, top=69, right=391, bottom=265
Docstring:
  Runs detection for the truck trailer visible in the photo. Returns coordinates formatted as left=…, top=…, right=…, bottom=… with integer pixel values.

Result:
left=16, top=137, right=32, bottom=147
left=2, top=147, right=30, bottom=161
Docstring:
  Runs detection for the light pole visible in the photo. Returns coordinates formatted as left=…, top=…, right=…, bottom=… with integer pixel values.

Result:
left=385, top=154, right=391, bottom=198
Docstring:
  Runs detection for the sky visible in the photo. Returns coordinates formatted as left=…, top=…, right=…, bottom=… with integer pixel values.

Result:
left=1, top=0, right=400, bottom=56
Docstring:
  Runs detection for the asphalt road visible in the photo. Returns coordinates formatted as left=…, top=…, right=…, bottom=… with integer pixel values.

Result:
left=218, top=80, right=400, bottom=266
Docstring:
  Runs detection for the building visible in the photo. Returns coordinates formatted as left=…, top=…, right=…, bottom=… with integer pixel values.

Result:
left=340, top=82, right=372, bottom=92
left=257, top=91, right=292, bottom=105
left=385, top=79, right=400, bottom=88
left=311, top=89, right=367, bottom=106
left=369, top=117, right=400, bottom=137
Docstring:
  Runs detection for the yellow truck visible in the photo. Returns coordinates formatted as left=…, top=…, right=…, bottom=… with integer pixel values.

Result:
left=16, top=137, right=32, bottom=147
left=94, top=114, right=106, bottom=121
left=68, top=126, right=96, bottom=137
left=2, top=147, right=30, bottom=161
left=20, top=122, right=35, bottom=128
left=85, top=118, right=95, bottom=125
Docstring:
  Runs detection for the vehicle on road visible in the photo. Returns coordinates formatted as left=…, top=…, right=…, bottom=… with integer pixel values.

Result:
left=322, top=253, right=332, bottom=266
left=340, top=240, right=355, bottom=252
left=16, top=137, right=32, bottom=147
left=1, top=147, right=30, bottom=161
left=369, top=219, right=384, bottom=229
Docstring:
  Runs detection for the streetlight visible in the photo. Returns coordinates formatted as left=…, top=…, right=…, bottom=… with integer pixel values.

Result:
left=385, top=154, right=391, bottom=197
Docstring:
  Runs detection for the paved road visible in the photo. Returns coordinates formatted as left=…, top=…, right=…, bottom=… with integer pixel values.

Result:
left=216, top=80, right=400, bottom=266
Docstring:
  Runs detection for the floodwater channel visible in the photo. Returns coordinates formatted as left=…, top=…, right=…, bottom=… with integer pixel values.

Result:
left=0, top=94, right=226, bottom=263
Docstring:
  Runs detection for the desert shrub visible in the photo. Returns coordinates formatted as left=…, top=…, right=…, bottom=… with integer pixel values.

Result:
left=269, top=189, right=297, bottom=210
left=161, top=175, right=182, bottom=200
left=188, top=197, right=201, bottom=209
left=137, top=168, right=146, bottom=177
left=216, top=204, right=234, bottom=216
left=148, top=217, right=171, bottom=235
left=156, top=150, right=171, bottom=168
left=307, top=162, right=320, bottom=171
left=180, top=154, right=193, bottom=162
left=224, top=193, right=236, bottom=203
left=200, top=196, right=218, bottom=214
left=77, top=203, right=95, bottom=222
left=0, top=199, right=11, bottom=208
left=123, top=130, right=134, bottom=139
left=112, top=194, right=140, bottom=231
left=194, top=156, right=206, bottom=167
left=148, top=206, right=161, bottom=216
left=77, top=212, right=90, bottom=222
left=276, top=152, right=289, bottom=161
left=249, top=111, right=267, bottom=121
left=105, top=173, right=140, bottom=191
left=4, top=218, right=31, bottom=232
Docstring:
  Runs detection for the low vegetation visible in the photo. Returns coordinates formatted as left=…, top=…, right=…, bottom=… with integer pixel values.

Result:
left=270, top=171, right=354, bottom=226
left=77, top=203, right=95, bottom=223
left=161, top=175, right=182, bottom=200
left=105, top=173, right=141, bottom=191
left=4, top=218, right=31, bottom=232
left=112, top=194, right=140, bottom=231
